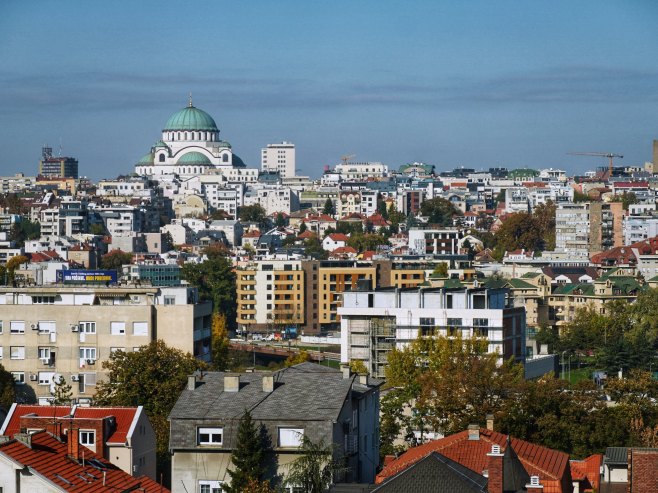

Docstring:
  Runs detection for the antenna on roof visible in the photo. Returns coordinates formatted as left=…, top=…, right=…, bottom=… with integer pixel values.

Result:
left=58, top=137, right=63, bottom=157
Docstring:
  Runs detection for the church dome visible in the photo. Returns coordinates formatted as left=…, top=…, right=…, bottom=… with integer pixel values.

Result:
left=176, top=152, right=212, bottom=165
left=136, top=153, right=154, bottom=165
left=163, top=105, right=218, bottom=132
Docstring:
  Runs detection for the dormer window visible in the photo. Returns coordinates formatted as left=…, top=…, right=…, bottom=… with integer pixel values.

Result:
left=159, top=154, right=165, bottom=163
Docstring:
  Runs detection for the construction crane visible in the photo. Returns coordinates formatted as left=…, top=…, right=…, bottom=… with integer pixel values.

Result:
left=567, top=152, right=623, bottom=178
left=340, top=154, right=355, bottom=165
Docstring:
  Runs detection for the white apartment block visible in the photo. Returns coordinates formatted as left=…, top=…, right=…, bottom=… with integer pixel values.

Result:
left=555, top=203, right=591, bottom=258
left=243, top=186, right=299, bottom=215
left=261, top=141, right=296, bottom=178
left=0, top=284, right=212, bottom=404
left=624, top=217, right=658, bottom=245
left=97, top=177, right=149, bottom=197
left=339, top=287, right=526, bottom=378
left=407, top=229, right=461, bottom=256
left=334, top=162, right=389, bottom=181
left=95, top=206, right=143, bottom=236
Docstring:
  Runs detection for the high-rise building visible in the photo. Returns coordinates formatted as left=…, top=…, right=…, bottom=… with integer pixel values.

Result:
left=261, top=141, right=296, bottom=178
left=38, top=146, right=79, bottom=178
left=555, top=202, right=624, bottom=257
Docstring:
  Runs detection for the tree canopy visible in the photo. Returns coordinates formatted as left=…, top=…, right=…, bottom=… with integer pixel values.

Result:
left=100, top=250, right=132, bottom=270
left=239, top=204, right=268, bottom=227
left=419, top=198, right=461, bottom=226
left=94, top=340, right=206, bottom=483
left=225, top=409, right=267, bottom=493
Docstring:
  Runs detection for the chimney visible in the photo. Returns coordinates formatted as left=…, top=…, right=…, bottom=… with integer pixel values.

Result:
left=46, top=421, right=63, bottom=439
left=467, top=424, right=480, bottom=440
left=358, top=373, right=368, bottom=385
left=525, top=475, right=544, bottom=492
left=14, top=433, right=32, bottom=449
left=487, top=443, right=504, bottom=493
left=341, top=364, right=351, bottom=380
left=68, top=428, right=80, bottom=460
left=187, top=375, right=197, bottom=391
left=224, top=374, right=240, bottom=392
left=486, top=414, right=495, bottom=431
left=263, top=374, right=274, bottom=393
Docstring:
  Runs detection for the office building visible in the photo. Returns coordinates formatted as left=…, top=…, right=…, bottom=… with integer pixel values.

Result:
left=261, top=141, right=296, bottom=178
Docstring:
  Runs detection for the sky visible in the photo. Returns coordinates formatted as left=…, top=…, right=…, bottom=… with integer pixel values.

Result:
left=1, top=1, right=657, bottom=181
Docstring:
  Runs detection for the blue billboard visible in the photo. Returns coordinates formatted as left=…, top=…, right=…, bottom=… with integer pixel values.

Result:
left=57, top=269, right=118, bottom=284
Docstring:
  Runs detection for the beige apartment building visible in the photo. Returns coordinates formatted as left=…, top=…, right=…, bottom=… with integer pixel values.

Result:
left=0, top=284, right=212, bottom=404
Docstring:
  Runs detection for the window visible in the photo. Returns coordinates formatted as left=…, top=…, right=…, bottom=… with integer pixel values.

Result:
left=11, top=372, right=25, bottom=384
left=133, top=322, right=148, bottom=336
left=79, top=347, right=97, bottom=361
left=38, top=347, right=52, bottom=361
left=79, top=322, right=96, bottom=334
left=10, top=321, right=25, bottom=334
left=38, top=321, right=55, bottom=333
left=110, top=322, right=126, bottom=335
left=278, top=428, right=304, bottom=448
left=38, top=372, right=55, bottom=385
left=110, top=347, right=125, bottom=354
left=197, top=427, right=223, bottom=445
left=10, top=346, right=25, bottom=360
left=0, top=321, right=3, bottom=333
left=447, top=318, right=462, bottom=326
left=419, top=318, right=435, bottom=326
left=79, top=430, right=95, bottom=446
left=32, top=296, right=55, bottom=304
left=0, top=347, right=3, bottom=359
left=199, top=480, right=224, bottom=493
left=164, top=296, right=176, bottom=305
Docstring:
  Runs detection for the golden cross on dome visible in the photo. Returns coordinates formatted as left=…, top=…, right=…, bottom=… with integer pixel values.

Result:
left=188, top=92, right=193, bottom=107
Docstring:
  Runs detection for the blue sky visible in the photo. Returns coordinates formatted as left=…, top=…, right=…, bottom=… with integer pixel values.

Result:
left=1, top=1, right=657, bottom=180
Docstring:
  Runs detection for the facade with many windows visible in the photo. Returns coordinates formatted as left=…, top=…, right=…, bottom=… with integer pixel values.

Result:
left=0, top=284, right=211, bottom=403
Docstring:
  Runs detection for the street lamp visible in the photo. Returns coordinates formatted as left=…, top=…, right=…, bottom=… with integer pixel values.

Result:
left=561, top=351, right=567, bottom=380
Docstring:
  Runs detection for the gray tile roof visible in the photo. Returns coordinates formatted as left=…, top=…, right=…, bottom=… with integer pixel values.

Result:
left=169, top=362, right=370, bottom=422
left=604, top=447, right=628, bottom=465
left=372, top=452, right=487, bottom=493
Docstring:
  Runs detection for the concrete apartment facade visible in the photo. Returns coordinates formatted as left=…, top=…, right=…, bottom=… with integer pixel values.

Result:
left=555, top=202, right=623, bottom=257
left=261, top=141, right=296, bottom=178
left=0, top=284, right=212, bottom=404
left=339, top=286, right=526, bottom=378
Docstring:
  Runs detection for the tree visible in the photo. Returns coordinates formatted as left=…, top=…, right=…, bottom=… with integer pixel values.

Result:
left=5, top=254, right=28, bottom=284
left=349, top=359, right=368, bottom=375
left=211, top=312, right=231, bottom=370
left=431, top=262, right=449, bottom=278
left=9, top=219, right=40, bottom=246
left=285, top=350, right=311, bottom=367
left=322, top=198, right=335, bottom=216
left=494, top=213, right=544, bottom=252
left=225, top=410, right=267, bottom=493
left=275, top=213, right=286, bottom=228
left=611, top=192, right=638, bottom=211
left=100, top=250, right=132, bottom=270
left=385, top=333, right=524, bottom=436
left=50, top=375, right=73, bottom=405
left=89, top=223, right=106, bottom=236
left=419, top=198, right=461, bottom=226
left=243, top=480, right=277, bottom=493
left=203, top=242, right=230, bottom=260
left=346, top=233, right=388, bottom=253
left=302, top=236, right=327, bottom=260
left=299, top=222, right=307, bottom=234
left=285, top=435, right=345, bottom=493
left=181, top=256, right=237, bottom=327
left=94, top=340, right=207, bottom=483
left=239, top=204, right=268, bottom=227
left=0, top=363, right=16, bottom=410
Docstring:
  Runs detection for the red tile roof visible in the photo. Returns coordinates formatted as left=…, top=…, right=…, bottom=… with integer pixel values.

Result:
left=570, top=454, right=602, bottom=492
left=297, top=230, right=316, bottom=239
left=1, top=404, right=140, bottom=445
left=331, top=246, right=357, bottom=255
left=327, top=233, right=349, bottom=242
left=376, top=428, right=572, bottom=493
left=0, top=431, right=167, bottom=492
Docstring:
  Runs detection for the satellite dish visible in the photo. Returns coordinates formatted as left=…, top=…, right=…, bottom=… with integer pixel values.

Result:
left=49, top=373, right=63, bottom=395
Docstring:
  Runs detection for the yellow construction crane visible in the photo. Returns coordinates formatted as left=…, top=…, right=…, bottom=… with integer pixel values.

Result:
left=341, top=154, right=355, bottom=165
left=567, top=151, right=623, bottom=178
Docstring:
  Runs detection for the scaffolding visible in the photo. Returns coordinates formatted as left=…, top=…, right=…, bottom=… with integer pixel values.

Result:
left=370, top=317, right=396, bottom=378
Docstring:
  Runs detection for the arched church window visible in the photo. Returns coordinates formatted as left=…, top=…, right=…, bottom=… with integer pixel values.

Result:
left=223, top=154, right=229, bottom=163
left=177, top=133, right=181, bottom=140
left=159, top=154, right=165, bottom=163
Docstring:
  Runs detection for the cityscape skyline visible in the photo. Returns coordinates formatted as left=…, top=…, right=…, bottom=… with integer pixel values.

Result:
left=1, top=1, right=658, bottom=180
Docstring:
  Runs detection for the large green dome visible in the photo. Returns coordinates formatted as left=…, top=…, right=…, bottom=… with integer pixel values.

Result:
left=163, top=105, right=218, bottom=132
left=176, top=152, right=212, bottom=165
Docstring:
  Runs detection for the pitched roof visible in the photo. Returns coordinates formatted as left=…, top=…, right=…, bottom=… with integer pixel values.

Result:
left=0, top=431, right=166, bottom=492
left=376, top=428, right=571, bottom=492
left=570, top=454, right=602, bottom=492
left=327, top=233, right=350, bottom=242
left=373, top=452, right=487, bottom=492
left=170, top=363, right=379, bottom=423
left=1, top=404, right=142, bottom=445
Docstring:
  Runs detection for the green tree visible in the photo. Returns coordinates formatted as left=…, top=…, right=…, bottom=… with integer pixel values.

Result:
left=322, top=198, right=335, bottom=216
left=419, top=198, right=461, bottom=226
left=89, top=223, right=106, bottom=236
left=285, top=350, right=311, bottom=367
left=611, top=191, right=638, bottom=211
left=94, top=340, right=206, bottom=483
left=385, top=333, right=524, bottom=436
left=494, top=213, right=544, bottom=252
left=50, top=375, right=73, bottom=405
left=299, top=222, right=307, bottom=234
left=211, top=312, right=230, bottom=371
left=431, top=262, right=449, bottom=278
left=0, top=363, right=16, bottom=410
left=285, top=435, right=345, bottom=493
left=303, top=236, right=327, bottom=260
left=225, top=409, right=267, bottom=493
left=346, top=233, right=388, bottom=253
left=9, top=219, right=40, bottom=246
left=181, top=256, right=237, bottom=327
left=349, top=359, right=368, bottom=375
left=100, top=250, right=132, bottom=270
left=275, top=213, right=286, bottom=228
left=239, top=204, right=268, bottom=227
left=5, top=254, right=29, bottom=284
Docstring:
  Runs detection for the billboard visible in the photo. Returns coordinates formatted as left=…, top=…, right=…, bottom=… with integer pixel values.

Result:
left=57, top=270, right=117, bottom=284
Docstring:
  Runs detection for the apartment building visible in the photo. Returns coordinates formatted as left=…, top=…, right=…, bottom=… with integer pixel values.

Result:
left=261, top=141, right=296, bottom=178
left=555, top=202, right=623, bottom=257
left=0, top=284, right=212, bottom=404
left=408, top=228, right=462, bottom=256
left=236, top=259, right=305, bottom=334
left=339, top=286, right=526, bottom=378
